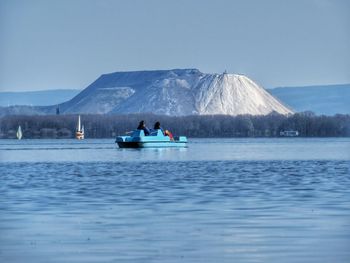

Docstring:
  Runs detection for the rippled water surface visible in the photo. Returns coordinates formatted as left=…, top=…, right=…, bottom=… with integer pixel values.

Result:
left=1, top=138, right=350, bottom=263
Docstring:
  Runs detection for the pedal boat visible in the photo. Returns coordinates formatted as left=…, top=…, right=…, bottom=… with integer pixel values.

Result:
left=115, top=129, right=187, bottom=148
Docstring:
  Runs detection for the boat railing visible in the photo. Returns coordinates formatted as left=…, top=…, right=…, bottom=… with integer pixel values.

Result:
left=132, top=130, right=145, bottom=137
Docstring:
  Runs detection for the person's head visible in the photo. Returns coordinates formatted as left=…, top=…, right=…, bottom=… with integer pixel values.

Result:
left=137, top=120, right=145, bottom=129
left=154, top=121, right=161, bottom=129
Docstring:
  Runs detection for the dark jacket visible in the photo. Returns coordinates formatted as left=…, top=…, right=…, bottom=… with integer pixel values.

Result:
left=137, top=121, right=150, bottom=135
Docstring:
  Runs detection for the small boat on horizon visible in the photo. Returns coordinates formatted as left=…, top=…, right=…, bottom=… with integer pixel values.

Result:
left=115, top=129, right=187, bottom=148
left=16, top=125, right=23, bottom=140
left=280, top=130, right=299, bottom=137
left=76, top=115, right=84, bottom=140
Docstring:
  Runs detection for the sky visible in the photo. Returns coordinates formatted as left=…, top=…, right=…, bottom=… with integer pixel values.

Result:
left=0, top=0, right=349, bottom=91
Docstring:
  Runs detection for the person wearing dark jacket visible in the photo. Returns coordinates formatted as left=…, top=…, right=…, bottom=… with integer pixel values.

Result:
left=153, top=121, right=164, bottom=135
left=154, top=121, right=162, bottom=130
left=137, top=120, right=150, bottom=136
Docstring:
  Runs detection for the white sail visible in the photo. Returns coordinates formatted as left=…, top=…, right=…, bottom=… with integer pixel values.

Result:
left=81, top=125, right=85, bottom=134
left=16, top=125, right=22, bottom=140
left=77, top=115, right=81, bottom=131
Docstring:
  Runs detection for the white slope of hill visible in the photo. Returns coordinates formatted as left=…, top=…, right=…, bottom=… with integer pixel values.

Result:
left=0, top=69, right=294, bottom=116
left=57, top=69, right=293, bottom=116
left=3, top=81, right=349, bottom=116
left=195, top=73, right=292, bottom=115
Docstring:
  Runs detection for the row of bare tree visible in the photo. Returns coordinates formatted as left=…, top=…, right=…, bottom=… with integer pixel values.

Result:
left=0, top=112, right=349, bottom=138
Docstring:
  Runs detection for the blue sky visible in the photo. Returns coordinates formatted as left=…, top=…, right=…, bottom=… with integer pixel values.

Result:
left=0, top=0, right=349, bottom=91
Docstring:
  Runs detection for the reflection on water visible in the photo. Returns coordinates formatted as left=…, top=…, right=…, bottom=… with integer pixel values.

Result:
left=0, top=138, right=350, bottom=262
left=0, top=138, right=350, bottom=162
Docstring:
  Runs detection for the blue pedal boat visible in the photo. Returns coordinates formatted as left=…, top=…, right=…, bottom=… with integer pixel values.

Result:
left=115, top=129, right=187, bottom=148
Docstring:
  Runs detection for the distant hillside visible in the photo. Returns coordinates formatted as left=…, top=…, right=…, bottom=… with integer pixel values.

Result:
left=0, top=89, right=81, bottom=106
left=2, top=80, right=349, bottom=116
left=0, top=69, right=292, bottom=116
left=269, top=84, right=350, bottom=115
left=50, top=69, right=293, bottom=116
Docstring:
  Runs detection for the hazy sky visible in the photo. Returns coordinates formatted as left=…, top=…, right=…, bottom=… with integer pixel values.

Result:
left=1, top=0, right=349, bottom=91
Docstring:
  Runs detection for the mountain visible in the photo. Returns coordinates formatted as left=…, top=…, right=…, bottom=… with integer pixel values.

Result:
left=0, top=69, right=293, bottom=116
left=0, top=89, right=81, bottom=107
left=269, top=84, right=350, bottom=115
left=53, top=69, right=292, bottom=116
left=2, top=73, right=348, bottom=116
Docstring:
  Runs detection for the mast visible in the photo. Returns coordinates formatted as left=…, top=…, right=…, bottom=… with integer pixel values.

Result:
left=77, top=115, right=81, bottom=131
left=16, top=125, right=22, bottom=140
left=75, top=115, right=84, bottom=139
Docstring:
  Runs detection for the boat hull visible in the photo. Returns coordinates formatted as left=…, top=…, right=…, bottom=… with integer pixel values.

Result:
left=76, top=131, right=84, bottom=140
left=117, top=141, right=187, bottom=148
left=115, top=129, right=187, bottom=148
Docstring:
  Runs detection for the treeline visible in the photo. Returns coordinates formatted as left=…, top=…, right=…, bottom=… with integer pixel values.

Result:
left=0, top=112, right=349, bottom=138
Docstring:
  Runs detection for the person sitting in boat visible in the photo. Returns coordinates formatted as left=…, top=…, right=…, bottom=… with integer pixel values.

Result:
left=153, top=121, right=164, bottom=134
left=137, top=120, right=150, bottom=136
left=164, top=129, right=174, bottom=141
left=153, top=121, right=173, bottom=140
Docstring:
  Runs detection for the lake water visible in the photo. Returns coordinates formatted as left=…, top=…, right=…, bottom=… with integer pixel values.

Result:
left=0, top=138, right=349, bottom=263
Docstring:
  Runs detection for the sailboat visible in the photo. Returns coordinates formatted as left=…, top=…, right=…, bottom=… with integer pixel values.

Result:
left=16, top=125, right=23, bottom=140
left=75, top=115, right=84, bottom=140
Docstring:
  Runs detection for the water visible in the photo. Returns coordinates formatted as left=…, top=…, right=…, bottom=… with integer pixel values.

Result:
left=1, top=138, right=349, bottom=263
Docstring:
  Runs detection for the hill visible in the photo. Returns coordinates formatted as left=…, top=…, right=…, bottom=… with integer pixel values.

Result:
left=269, top=84, right=350, bottom=115
left=55, top=69, right=292, bottom=116
left=0, top=89, right=81, bottom=107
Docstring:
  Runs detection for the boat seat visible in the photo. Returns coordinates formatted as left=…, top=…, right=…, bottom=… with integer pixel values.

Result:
left=132, top=130, right=145, bottom=137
